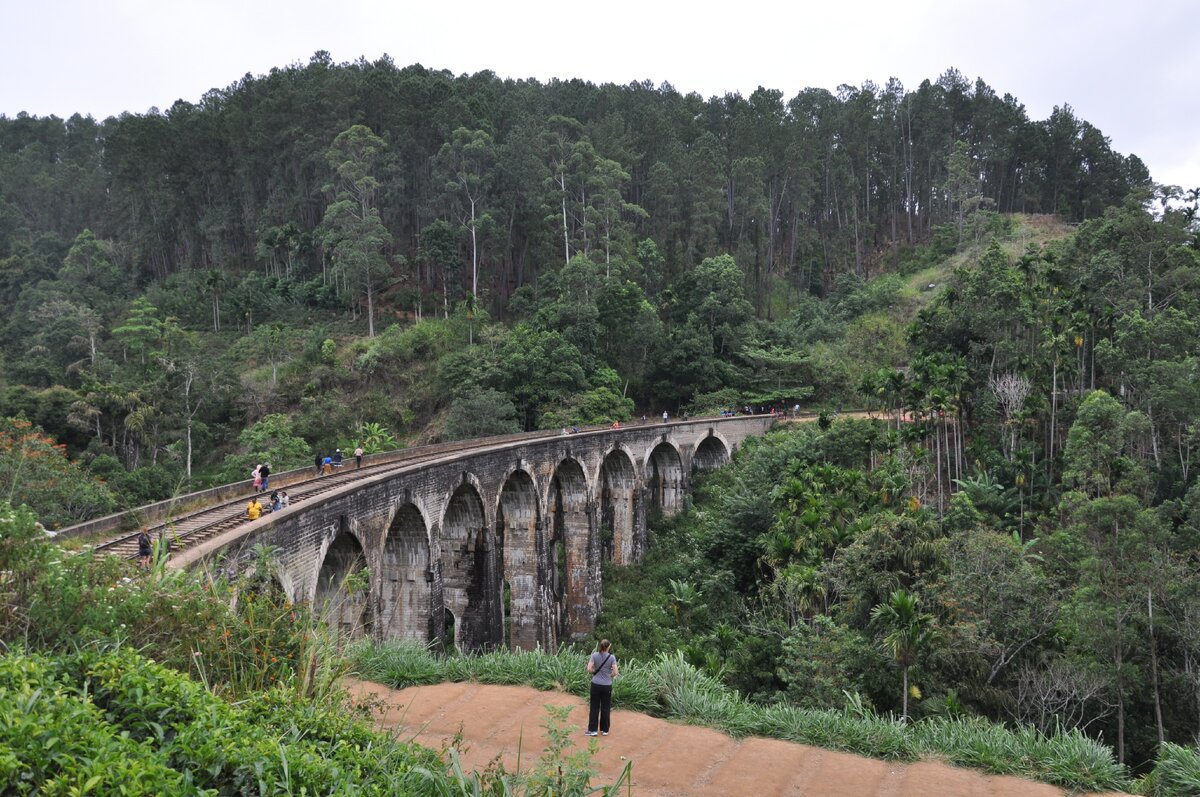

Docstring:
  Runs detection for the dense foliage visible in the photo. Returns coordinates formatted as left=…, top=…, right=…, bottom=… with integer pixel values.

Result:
left=0, top=502, right=625, bottom=795
left=0, top=56, right=1163, bottom=520
left=594, top=407, right=1200, bottom=774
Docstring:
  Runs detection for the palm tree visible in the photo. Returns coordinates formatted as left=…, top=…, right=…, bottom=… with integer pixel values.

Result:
left=204, top=269, right=226, bottom=332
left=870, top=589, right=937, bottom=720
left=668, top=578, right=703, bottom=636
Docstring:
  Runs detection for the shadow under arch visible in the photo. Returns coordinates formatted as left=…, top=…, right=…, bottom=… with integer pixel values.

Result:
left=314, top=517, right=370, bottom=639
left=441, top=482, right=499, bottom=652
left=647, top=441, right=684, bottom=516
left=380, top=503, right=432, bottom=642
left=693, top=434, right=730, bottom=472
left=497, top=468, right=541, bottom=650
left=549, top=457, right=591, bottom=644
left=600, top=448, right=637, bottom=565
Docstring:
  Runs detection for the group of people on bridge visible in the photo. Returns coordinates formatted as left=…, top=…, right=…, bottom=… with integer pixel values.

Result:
left=246, top=490, right=289, bottom=520
left=314, top=447, right=364, bottom=475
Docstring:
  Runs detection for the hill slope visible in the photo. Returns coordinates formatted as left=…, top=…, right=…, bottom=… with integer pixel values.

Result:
left=348, top=679, right=1122, bottom=797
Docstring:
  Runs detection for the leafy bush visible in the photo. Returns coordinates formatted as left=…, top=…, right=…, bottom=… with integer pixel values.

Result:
left=219, top=412, right=311, bottom=483
left=0, top=648, right=449, bottom=796
left=1140, top=743, right=1200, bottom=797
left=0, top=416, right=115, bottom=528
left=444, top=388, right=521, bottom=440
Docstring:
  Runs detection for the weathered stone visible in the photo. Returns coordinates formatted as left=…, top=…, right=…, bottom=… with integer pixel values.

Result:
left=177, top=418, right=771, bottom=652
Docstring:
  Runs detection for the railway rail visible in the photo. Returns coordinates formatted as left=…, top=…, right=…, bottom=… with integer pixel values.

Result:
left=90, top=427, right=564, bottom=560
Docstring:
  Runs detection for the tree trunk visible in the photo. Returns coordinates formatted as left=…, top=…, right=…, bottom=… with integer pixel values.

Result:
left=560, top=171, right=570, bottom=266
left=1149, top=588, right=1165, bottom=745
left=366, top=275, right=375, bottom=337
left=470, top=196, right=479, bottom=298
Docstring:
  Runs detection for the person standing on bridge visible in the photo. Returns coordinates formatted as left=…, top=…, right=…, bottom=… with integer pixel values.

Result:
left=662, top=410, right=668, bottom=423
left=314, top=454, right=322, bottom=475
left=354, top=446, right=364, bottom=469
left=246, top=497, right=262, bottom=521
left=585, top=639, right=618, bottom=737
left=251, top=464, right=262, bottom=492
left=260, top=462, right=271, bottom=492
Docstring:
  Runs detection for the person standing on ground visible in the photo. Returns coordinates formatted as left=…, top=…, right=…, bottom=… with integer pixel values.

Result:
left=260, top=462, right=271, bottom=492
left=585, top=639, right=618, bottom=736
left=137, top=527, right=153, bottom=569
left=354, top=446, right=364, bottom=469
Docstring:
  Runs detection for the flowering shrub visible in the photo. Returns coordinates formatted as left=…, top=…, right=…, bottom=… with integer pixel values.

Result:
left=0, top=416, right=114, bottom=528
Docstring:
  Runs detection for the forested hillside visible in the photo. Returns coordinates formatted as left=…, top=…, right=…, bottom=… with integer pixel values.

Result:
left=6, top=49, right=1200, bottom=790
left=0, top=53, right=1178, bottom=530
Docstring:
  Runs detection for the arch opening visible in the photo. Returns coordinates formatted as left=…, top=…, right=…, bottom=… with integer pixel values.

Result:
left=550, top=458, right=591, bottom=643
left=649, top=442, right=684, bottom=516
left=693, top=435, right=730, bottom=473
left=314, top=520, right=370, bottom=638
left=600, top=449, right=636, bottom=565
left=380, top=503, right=431, bottom=642
left=497, top=470, right=540, bottom=650
left=440, top=483, right=499, bottom=652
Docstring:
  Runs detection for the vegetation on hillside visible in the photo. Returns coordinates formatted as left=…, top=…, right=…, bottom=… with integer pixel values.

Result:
left=3, top=52, right=1200, bottom=792
left=0, top=58, right=1169, bottom=520
left=0, top=502, right=624, bottom=795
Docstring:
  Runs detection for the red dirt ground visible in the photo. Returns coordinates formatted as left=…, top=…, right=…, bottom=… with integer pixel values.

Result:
left=347, top=679, right=1125, bottom=797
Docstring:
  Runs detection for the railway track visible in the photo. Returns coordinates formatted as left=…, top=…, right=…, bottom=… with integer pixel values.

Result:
left=91, top=429, right=561, bottom=561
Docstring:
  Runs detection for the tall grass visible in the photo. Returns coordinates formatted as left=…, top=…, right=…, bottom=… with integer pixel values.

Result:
left=352, top=641, right=1135, bottom=793
left=1140, top=743, right=1200, bottom=797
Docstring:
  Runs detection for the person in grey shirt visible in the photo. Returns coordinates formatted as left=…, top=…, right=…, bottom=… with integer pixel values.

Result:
left=585, top=639, right=618, bottom=736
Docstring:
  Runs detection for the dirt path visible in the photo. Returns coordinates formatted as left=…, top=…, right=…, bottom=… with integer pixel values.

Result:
left=347, top=679, right=1121, bottom=797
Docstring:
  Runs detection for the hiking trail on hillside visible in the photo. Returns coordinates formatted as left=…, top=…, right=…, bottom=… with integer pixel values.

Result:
left=347, top=679, right=1123, bottom=797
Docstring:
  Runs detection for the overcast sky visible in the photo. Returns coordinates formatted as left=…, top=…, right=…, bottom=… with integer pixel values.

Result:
left=3, top=0, right=1197, bottom=190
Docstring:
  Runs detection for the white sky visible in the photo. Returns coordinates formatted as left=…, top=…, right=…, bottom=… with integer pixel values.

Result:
left=3, top=0, right=1197, bottom=190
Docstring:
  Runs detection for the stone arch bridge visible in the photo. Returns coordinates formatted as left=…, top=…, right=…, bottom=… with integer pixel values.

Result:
left=177, top=417, right=775, bottom=652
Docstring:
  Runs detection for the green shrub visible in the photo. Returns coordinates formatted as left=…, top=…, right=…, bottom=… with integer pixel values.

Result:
left=1139, top=743, right=1200, bottom=797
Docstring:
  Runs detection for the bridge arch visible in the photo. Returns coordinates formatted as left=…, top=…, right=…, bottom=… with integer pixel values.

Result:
left=549, top=457, right=593, bottom=642
left=439, top=480, right=499, bottom=652
left=496, top=467, right=541, bottom=650
left=380, top=502, right=432, bottom=642
left=600, top=447, right=638, bottom=565
left=646, top=441, right=685, bottom=516
left=692, top=433, right=731, bottom=472
left=314, top=517, right=371, bottom=638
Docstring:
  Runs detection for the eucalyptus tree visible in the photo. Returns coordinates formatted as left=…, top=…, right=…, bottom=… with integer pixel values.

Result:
left=435, top=127, right=496, bottom=300
left=320, top=124, right=392, bottom=337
